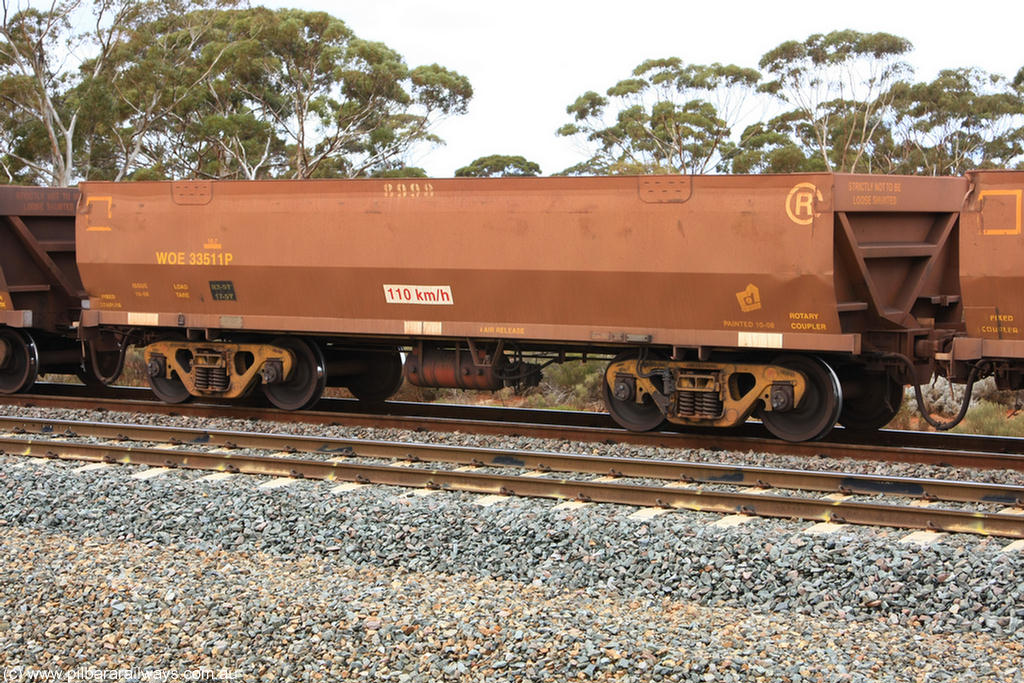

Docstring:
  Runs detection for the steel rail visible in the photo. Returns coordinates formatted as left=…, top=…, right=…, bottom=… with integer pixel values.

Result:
left=3, top=436, right=1023, bottom=538
left=5, top=386, right=1024, bottom=471
left=2, top=415, right=1024, bottom=505
left=9, top=383, right=1024, bottom=452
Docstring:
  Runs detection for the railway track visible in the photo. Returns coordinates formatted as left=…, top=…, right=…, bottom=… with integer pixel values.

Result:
left=3, top=414, right=1024, bottom=538
left=4, top=384, right=1024, bottom=472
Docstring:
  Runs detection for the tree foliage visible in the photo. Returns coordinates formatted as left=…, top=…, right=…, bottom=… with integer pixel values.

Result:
left=729, top=32, right=1023, bottom=175
left=729, top=113, right=814, bottom=174
left=81, top=2, right=243, bottom=181
left=0, top=1, right=471, bottom=185
left=454, top=154, right=540, bottom=177
left=557, top=57, right=760, bottom=175
left=4, top=11, right=1023, bottom=184
left=0, top=0, right=186, bottom=185
left=214, top=8, right=471, bottom=179
left=887, top=68, right=1024, bottom=174
left=757, top=30, right=913, bottom=173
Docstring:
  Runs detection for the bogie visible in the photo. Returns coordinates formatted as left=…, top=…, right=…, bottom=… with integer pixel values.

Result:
left=602, top=351, right=844, bottom=442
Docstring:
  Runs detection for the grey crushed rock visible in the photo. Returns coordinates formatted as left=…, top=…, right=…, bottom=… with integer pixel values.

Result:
left=2, top=526, right=1022, bottom=682
left=0, top=403, right=1022, bottom=680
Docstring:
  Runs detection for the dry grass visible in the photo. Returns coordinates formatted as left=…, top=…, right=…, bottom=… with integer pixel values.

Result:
left=888, top=383, right=1024, bottom=436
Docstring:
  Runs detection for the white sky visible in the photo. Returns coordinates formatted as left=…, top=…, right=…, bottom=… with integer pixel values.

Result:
left=263, top=0, right=1024, bottom=176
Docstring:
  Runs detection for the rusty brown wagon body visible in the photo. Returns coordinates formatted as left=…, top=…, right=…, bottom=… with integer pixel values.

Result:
left=952, top=170, right=1024, bottom=389
left=0, top=186, right=86, bottom=392
left=74, top=174, right=966, bottom=349
left=67, top=173, right=967, bottom=439
left=0, top=186, right=82, bottom=331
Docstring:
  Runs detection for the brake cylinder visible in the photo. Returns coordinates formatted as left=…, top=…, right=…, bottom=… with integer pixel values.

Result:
left=404, top=344, right=506, bottom=390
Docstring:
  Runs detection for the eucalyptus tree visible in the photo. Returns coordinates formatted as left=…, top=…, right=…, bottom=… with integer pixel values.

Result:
left=102, top=6, right=287, bottom=180
left=455, top=154, right=541, bottom=177
left=557, top=57, right=760, bottom=175
left=1, top=3, right=472, bottom=183
left=0, top=0, right=171, bottom=185
left=97, top=7, right=473, bottom=180
left=194, top=7, right=473, bottom=180
left=79, top=2, right=246, bottom=181
left=758, top=30, right=913, bottom=173
left=727, top=112, right=813, bottom=174
left=887, top=67, right=1024, bottom=174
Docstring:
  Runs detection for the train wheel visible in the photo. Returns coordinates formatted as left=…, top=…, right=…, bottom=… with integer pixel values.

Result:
left=264, top=337, right=326, bottom=410
left=147, top=372, right=191, bottom=403
left=347, top=349, right=404, bottom=403
left=602, top=351, right=667, bottom=432
left=0, top=329, right=39, bottom=394
left=839, top=371, right=904, bottom=432
left=759, top=355, right=842, bottom=442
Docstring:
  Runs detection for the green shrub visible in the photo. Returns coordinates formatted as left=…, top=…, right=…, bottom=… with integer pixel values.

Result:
left=530, top=361, right=606, bottom=410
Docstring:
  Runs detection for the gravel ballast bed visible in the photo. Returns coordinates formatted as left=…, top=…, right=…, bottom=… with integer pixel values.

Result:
left=1, top=404, right=1023, bottom=680
left=2, top=526, right=1022, bottom=682
left=5, top=403, right=1024, bottom=486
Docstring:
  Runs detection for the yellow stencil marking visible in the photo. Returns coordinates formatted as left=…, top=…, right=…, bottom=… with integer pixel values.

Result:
left=979, top=189, right=1022, bottom=235
left=85, top=196, right=113, bottom=231
left=382, top=182, right=435, bottom=199
left=736, top=283, right=762, bottom=313
left=786, top=182, right=822, bottom=225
